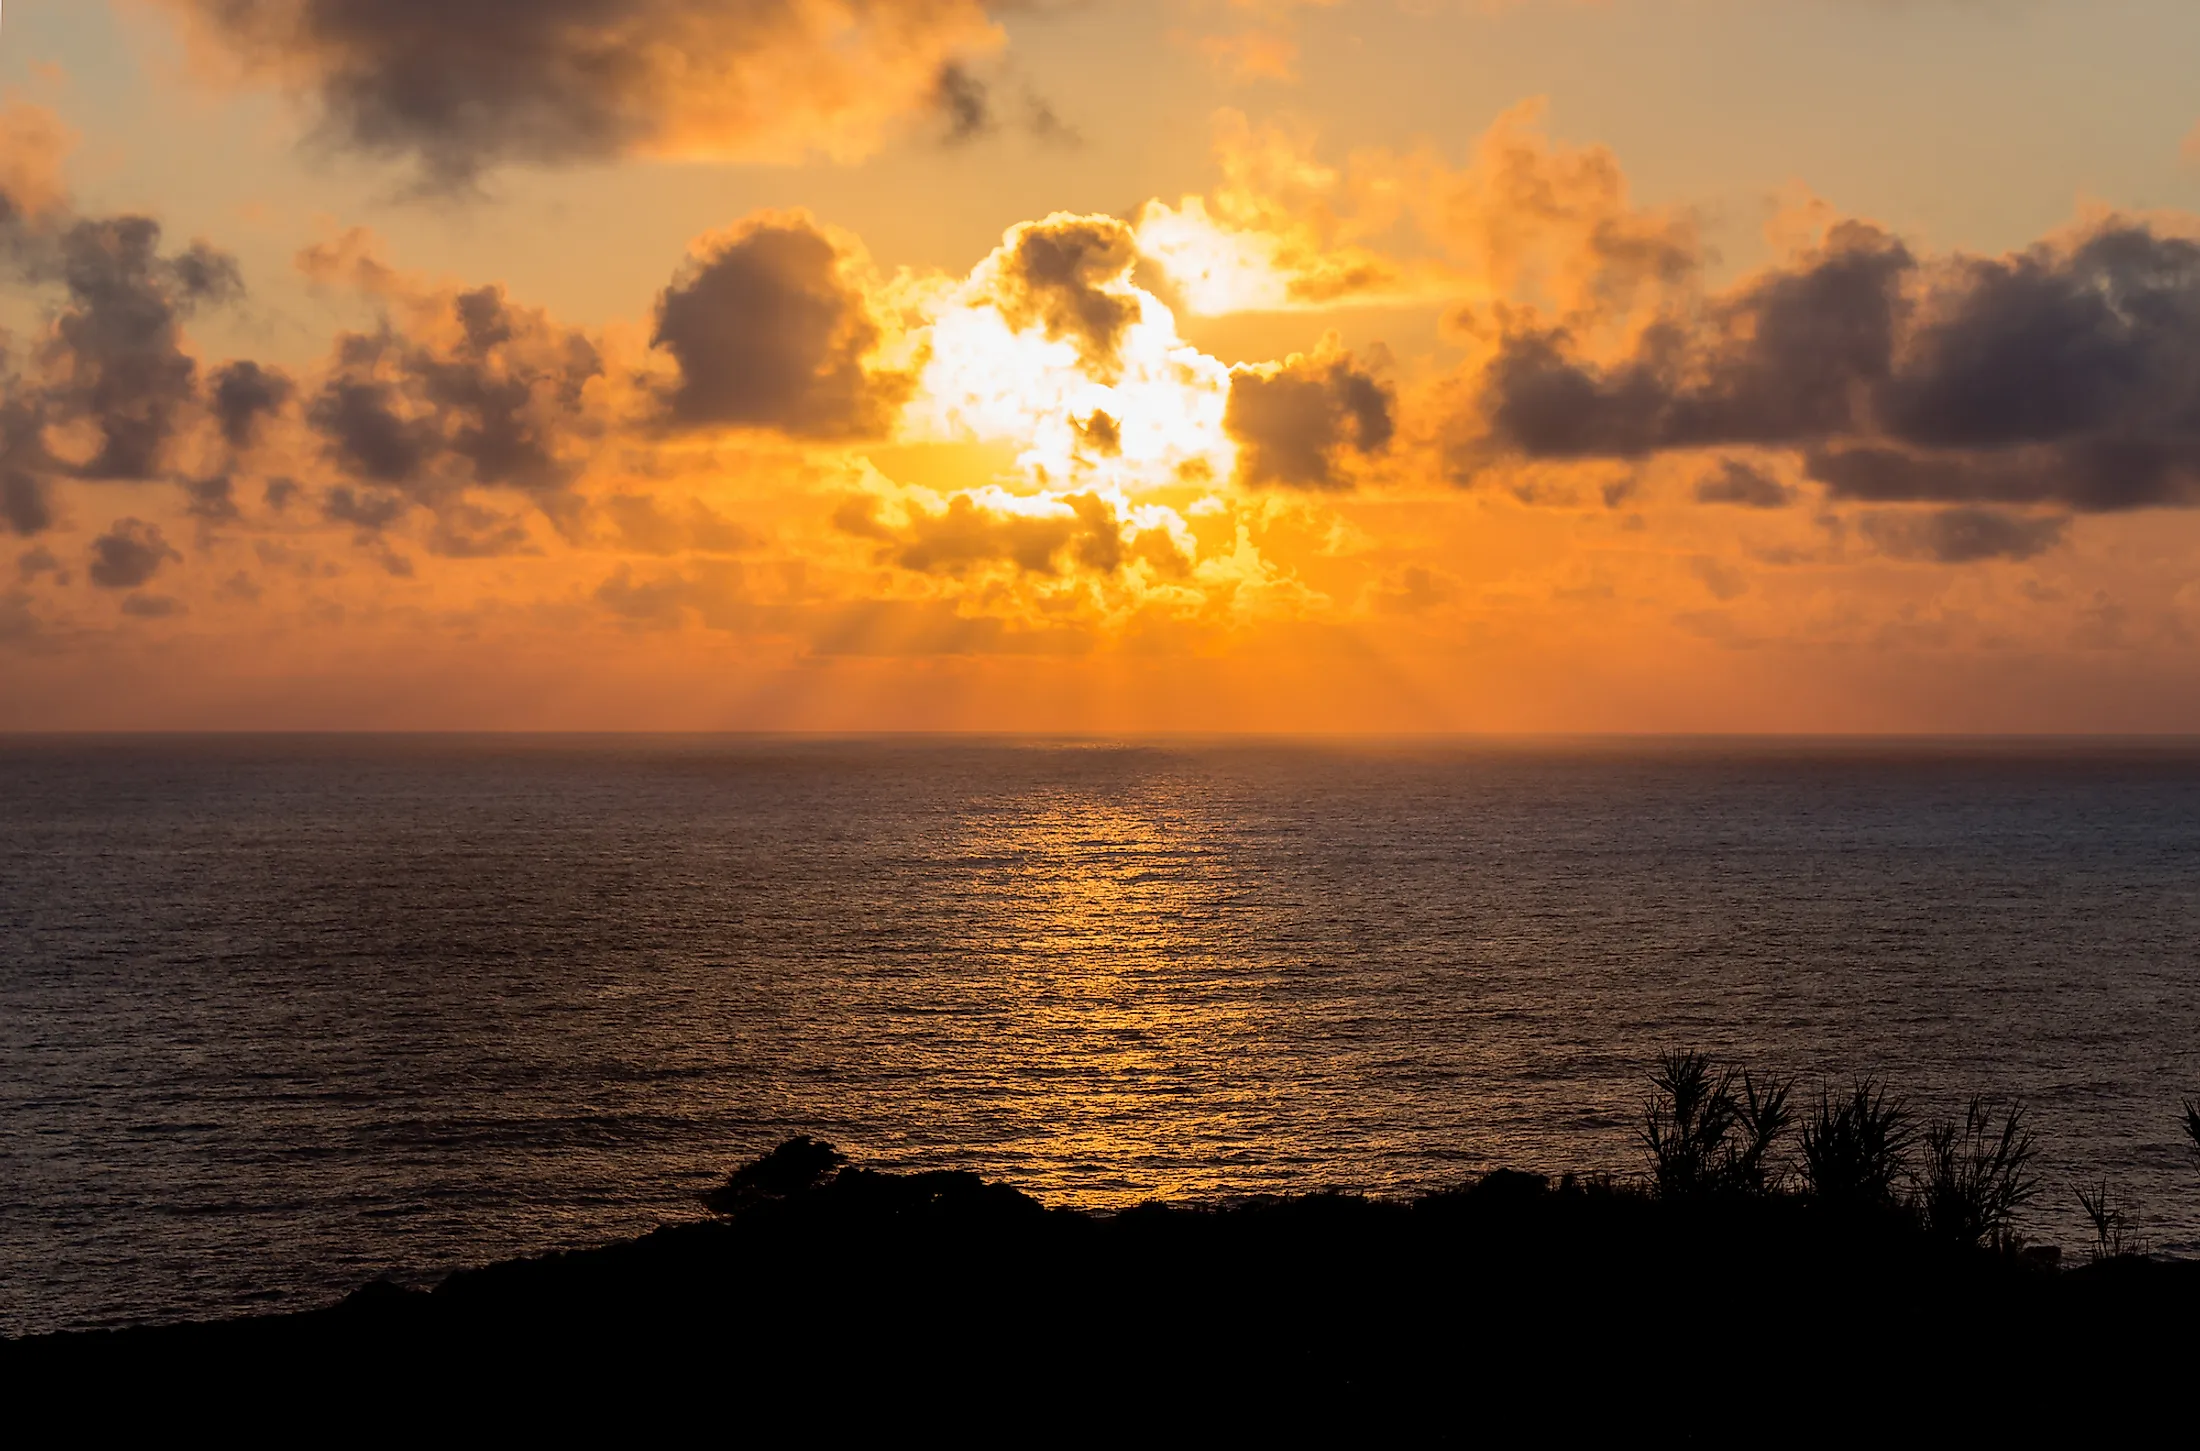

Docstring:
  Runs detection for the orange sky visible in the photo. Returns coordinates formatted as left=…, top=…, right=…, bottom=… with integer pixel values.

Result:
left=6, top=1, right=2200, bottom=731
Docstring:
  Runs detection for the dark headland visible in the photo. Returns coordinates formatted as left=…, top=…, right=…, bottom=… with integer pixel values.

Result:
left=10, top=1060, right=2200, bottom=1433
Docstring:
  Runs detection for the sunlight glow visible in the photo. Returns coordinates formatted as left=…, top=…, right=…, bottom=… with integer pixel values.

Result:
left=910, top=220, right=1239, bottom=497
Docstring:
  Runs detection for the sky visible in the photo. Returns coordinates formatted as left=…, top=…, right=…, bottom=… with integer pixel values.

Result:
left=5, top=0, right=2200, bottom=731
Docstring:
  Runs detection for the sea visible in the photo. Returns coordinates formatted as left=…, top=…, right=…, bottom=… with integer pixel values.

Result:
left=4, top=735, right=2199, bottom=1336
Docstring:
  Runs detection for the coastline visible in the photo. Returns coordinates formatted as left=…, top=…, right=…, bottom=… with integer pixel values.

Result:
left=10, top=1140, right=2197, bottom=1426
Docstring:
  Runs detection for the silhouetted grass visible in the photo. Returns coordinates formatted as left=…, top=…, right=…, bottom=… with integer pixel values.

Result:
left=1799, top=1079, right=1914, bottom=1211
left=1639, top=1049, right=1793, bottom=1198
left=2076, top=1179, right=2140, bottom=1262
left=1919, top=1099, right=2038, bottom=1250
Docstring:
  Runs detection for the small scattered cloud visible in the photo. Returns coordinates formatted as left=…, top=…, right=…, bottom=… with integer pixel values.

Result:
left=1695, top=460, right=1794, bottom=509
left=87, top=518, right=180, bottom=589
left=1860, top=507, right=2069, bottom=564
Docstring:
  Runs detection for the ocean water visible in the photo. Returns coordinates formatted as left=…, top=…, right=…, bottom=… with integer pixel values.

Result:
left=4, top=735, right=2200, bottom=1335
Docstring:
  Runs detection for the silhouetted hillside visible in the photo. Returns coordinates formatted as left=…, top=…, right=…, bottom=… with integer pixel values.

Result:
left=7, top=1136, right=2197, bottom=1432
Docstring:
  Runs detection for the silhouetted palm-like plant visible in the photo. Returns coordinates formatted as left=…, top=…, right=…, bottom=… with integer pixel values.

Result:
left=1730, top=1070, right=1796, bottom=1195
left=1798, top=1080, right=1913, bottom=1209
left=1919, top=1099, right=2038, bottom=1250
left=1640, top=1051, right=1793, bottom=1197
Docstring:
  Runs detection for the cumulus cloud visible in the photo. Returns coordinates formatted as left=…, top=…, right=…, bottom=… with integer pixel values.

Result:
left=307, top=283, right=604, bottom=537
left=915, top=212, right=1236, bottom=497
left=9, top=216, right=243, bottom=484
left=183, top=474, right=241, bottom=523
left=1474, top=221, right=1910, bottom=462
left=1225, top=344, right=1394, bottom=488
left=1466, top=216, right=2200, bottom=516
left=210, top=360, right=293, bottom=450
left=156, top=0, right=1005, bottom=187
left=1, top=104, right=256, bottom=531
left=985, top=215, right=1145, bottom=382
left=836, top=487, right=1196, bottom=582
left=652, top=215, right=906, bottom=438
left=1, top=395, right=54, bottom=536
left=87, top=518, right=181, bottom=589
left=891, top=490, right=1125, bottom=575
left=1134, top=111, right=1414, bottom=316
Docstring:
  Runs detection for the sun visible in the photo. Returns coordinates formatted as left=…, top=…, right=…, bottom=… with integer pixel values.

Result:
left=907, top=214, right=1245, bottom=501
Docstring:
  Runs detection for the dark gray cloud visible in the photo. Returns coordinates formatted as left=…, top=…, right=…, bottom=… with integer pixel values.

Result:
left=162, top=0, right=1002, bottom=188
left=0, top=215, right=243, bottom=489
left=935, top=64, right=994, bottom=145
left=1695, top=460, right=1793, bottom=508
left=652, top=218, right=904, bottom=438
left=1471, top=218, right=2200, bottom=517
left=928, top=64, right=1076, bottom=149
left=307, top=285, right=602, bottom=524
left=1861, top=507, right=2068, bottom=564
left=1478, top=222, right=1911, bottom=461
left=39, top=218, right=243, bottom=481
left=323, top=484, right=412, bottom=533
left=1, top=171, right=252, bottom=529
left=1, top=394, right=53, bottom=536
left=989, top=217, right=1143, bottom=381
left=210, top=360, right=293, bottom=450
left=87, top=518, right=181, bottom=589
left=1226, top=349, right=1396, bottom=489
left=184, top=474, right=241, bottom=523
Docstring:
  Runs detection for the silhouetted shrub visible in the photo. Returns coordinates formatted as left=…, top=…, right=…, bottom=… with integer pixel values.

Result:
left=1639, top=1051, right=1792, bottom=1197
left=1730, top=1069, right=1796, bottom=1195
left=2075, top=1179, right=2140, bottom=1262
left=1919, top=1099, right=2038, bottom=1250
left=2182, top=1097, right=2200, bottom=1163
left=701, top=1135, right=846, bottom=1215
left=1799, top=1080, right=1913, bottom=1209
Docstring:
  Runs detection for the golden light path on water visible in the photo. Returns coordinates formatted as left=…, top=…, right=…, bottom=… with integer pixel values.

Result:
left=11, top=738, right=2200, bottom=1334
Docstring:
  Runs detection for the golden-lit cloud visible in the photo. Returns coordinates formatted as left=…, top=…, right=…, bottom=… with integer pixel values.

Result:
left=0, top=101, right=73, bottom=222
left=150, top=0, right=1008, bottom=185
left=16, top=71, right=2200, bottom=731
left=1134, top=110, right=1417, bottom=314
left=911, top=213, right=1239, bottom=493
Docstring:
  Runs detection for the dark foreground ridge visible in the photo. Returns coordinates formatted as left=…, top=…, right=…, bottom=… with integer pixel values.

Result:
left=7, top=1134, right=2199, bottom=1431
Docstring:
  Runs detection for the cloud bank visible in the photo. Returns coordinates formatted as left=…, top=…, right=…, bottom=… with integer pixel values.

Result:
left=157, top=0, right=1008, bottom=185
